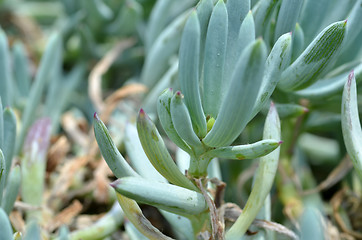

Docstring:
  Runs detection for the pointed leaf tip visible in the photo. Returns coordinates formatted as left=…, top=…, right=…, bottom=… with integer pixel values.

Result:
left=94, top=112, right=99, bottom=120
left=348, top=70, right=355, bottom=86
left=110, top=179, right=121, bottom=188
left=139, top=108, right=145, bottom=115
left=278, top=141, right=283, bottom=145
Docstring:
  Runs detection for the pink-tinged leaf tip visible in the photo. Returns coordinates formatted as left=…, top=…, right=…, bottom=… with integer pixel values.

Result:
left=278, top=141, right=283, bottom=145
left=344, top=19, right=347, bottom=25
left=303, top=107, right=309, bottom=113
left=139, top=108, right=145, bottom=115
left=347, top=70, right=355, bottom=87
left=94, top=112, right=99, bottom=120
left=110, top=179, right=121, bottom=188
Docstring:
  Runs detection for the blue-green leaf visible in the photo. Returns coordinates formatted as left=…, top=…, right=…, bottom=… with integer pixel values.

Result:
left=274, top=0, right=303, bottom=41
left=137, top=109, right=199, bottom=192
left=1, top=165, right=21, bottom=215
left=202, top=0, right=228, bottom=118
left=12, top=41, right=31, bottom=98
left=171, top=92, right=203, bottom=149
left=0, top=29, right=13, bottom=107
left=0, top=208, right=13, bottom=240
left=23, top=221, right=41, bottom=240
left=203, top=39, right=267, bottom=147
left=252, top=0, right=279, bottom=38
left=179, top=11, right=207, bottom=138
left=278, top=20, right=347, bottom=91
left=93, top=113, right=139, bottom=179
left=3, top=107, right=17, bottom=183
left=0, top=150, right=5, bottom=206
left=341, top=71, right=362, bottom=180
left=291, top=23, right=305, bottom=61
left=226, top=102, right=281, bottom=239
left=201, top=139, right=281, bottom=160
left=111, top=177, right=207, bottom=216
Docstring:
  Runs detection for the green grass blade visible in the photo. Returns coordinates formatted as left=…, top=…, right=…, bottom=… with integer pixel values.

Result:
left=157, top=88, right=192, bottom=154
left=203, top=39, right=267, bottom=147
left=111, top=177, right=207, bottom=216
left=202, top=0, right=228, bottom=118
left=179, top=11, right=207, bottom=138
left=1, top=165, right=21, bottom=215
left=226, top=102, right=281, bottom=239
left=278, top=20, right=347, bottom=91
left=341, top=71, right=362, bottom=179
left=202, top=139, right=281, bottom=160
left=137, top=109, right=199, bottom=192
left=93, top=113, right=139, bottom=178
left=171, top=92, right=203, bottom=149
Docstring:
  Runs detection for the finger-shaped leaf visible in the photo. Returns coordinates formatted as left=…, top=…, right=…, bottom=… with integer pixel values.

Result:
left=224, top=0, right=250, bottom=82
left=141, top=11, right=189, bottom=88
left=111, top=177, right=207, bottom=216
left=179, top=11, right=207, bottom=138
left=224, top=10, right=254, bottom=87
left=0, top=99, right=3, bottom=150
left=0, top=28, right=13, bottom=107
left=252, top=0, right=279, bottom=38
left=157, top=88, right=192, bottom=154
left=274, top=103, right=309, bottom=119
left=294, top=63, right=362, bottom=99
left=1, top=165, right=21, bottom=215
left=23, top=221, right=41, bottom=240
left=93, top=113, right=139, bottom=178
left=292, top=23, right=305, bottom=61
left=160, top=210, right=194, bottom=240
left=201, top=139, right=281, bottom=160
left=202, top=0, right=228, bottom=118
left=278, top=20, right=347, bottom=91
left=251, top=32, right=292, bottom=119
left=196, top=0, right=213, bottom=74
left=12, top=42, right=31, bottom=98
left=0, top=208, right=13, bottom=239
left=171, top=92, right=203, bottom=149
left=16, top=33, right=62, bottom=154
left=274, top=0, right=303, bottom=41
left=0, top=150, right=5, bottom=206
left=342, top=71, right=362, bottom=180
left=3, top=107, right=16, bottom=183
left=125, top=123, right=165, bottom=182
left=115, top=192, right=174, bottom=240
left=226, top=102, right=281, bottom=239
left=203, top=39, right=267, bottom=147
left=137, top=109, right=199, bottom=192
left=299, top=0, right=331, bottom=44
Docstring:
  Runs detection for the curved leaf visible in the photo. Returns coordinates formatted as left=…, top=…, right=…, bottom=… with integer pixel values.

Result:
left=292, top=23, right=305, bottom=61
left=179, top=11, right=207, bottom=138
left=137, top=109, right=199, bottom=192
left=203, top=39, right=267, bottom=147
left=1, top=165, right=21, bottom=215
left=278, top=20, right=347, bottom=91
left=93, top=113, right=139, bottom=178
left=111, top=177, right=207, bottom=216
left=0, top=208, right=13, bottom=239
left=274, top=0, right=303, bottom=41
left=341, top=71, right=362, bottom=179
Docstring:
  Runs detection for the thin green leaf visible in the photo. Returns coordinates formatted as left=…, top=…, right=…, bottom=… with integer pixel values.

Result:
left=202, top=0, right=228, bottom=118
left=0, top=208, right=13, bottom=240
left=202, top=139, right=281, bottom=160
left=111, top=177, right=207, bottom=216
left=1, top=165, right=21, bottom=215
left=3, top=107, right=17, bottom=183
left=171, top=92, right=203, bottom=149
left=251, top=32, right=292, bottom=119
left=274, top=0, right=303, bottom=41
left=93, top=113, right=139, bottom=178
left=226, top=102, right=281, bottom=239
left=341, top=71, right=362, bottom=179
left=115, top=192, right=174, bottom=240
left=0, top=28, right=13, bottom=107
left=179, top=11, right=207, bottom=138
left=157, top=88, right=192, bottom=154
left=137, top=109, right=199, bottom=192
left=278, top=20, right=347, bottom=91
left=203, top=39, right=267, bottom=147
